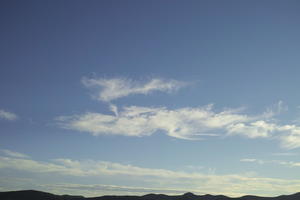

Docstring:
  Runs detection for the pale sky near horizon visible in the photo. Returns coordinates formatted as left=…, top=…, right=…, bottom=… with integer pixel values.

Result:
left=1, top=0, right=300, bottom=197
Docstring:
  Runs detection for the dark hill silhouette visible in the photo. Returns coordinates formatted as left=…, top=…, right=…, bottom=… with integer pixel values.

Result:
left=0, top=190, right=85, bottom=200
left=0, top=190, right=300, bottom=200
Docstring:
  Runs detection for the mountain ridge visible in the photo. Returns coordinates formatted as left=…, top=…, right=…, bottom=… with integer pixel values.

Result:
left=1, top=190, right=300, bottom=200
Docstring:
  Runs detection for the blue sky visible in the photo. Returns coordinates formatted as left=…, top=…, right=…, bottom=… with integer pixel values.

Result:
left=1, top=0, right=300, bottom=197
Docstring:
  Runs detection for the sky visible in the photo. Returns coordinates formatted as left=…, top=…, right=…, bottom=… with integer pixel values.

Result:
left=1, top=0, right=300, bottom=197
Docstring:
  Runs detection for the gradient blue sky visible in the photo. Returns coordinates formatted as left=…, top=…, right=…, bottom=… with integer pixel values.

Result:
left=1, top=0, right=300, bottom=197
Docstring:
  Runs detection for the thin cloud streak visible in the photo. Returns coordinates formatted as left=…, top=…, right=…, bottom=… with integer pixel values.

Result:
left=57, top=102, right=300, bottom=148
left=60, top=77, right=300, bottom=149
left=43, top=183, right=193, bottom=196
left=56, top=104, right=253, bottom=140
left=0, top=110, right=18, bottom=121
left=240, top=158, right=300, bottom=168
left=81, top=77, right=187, bottom=102
left=1, top=152, right=300, bottom=197
left=1, top=149, right=29, bottom=158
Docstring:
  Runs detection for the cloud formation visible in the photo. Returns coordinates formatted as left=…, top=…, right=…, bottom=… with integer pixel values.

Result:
left=57, top=104, right=253, bottom=140
left=0, top=110, right=18, bottom=121
left=229, top=121, right=300, bottom=149
left=1, top=151, right=300, bottom=197
left=226, top=120, right=276, bottom=138
left=57, top=100, right=300, bottom=149
left=43, top=183, right=191, bottom=196
left=1, top=149, right=29, bottom=158
left=59, top=76, right=300, bottom=149
left=240, top=158, right=300, bottom=168
left=81, top=77, right=186, bottom=102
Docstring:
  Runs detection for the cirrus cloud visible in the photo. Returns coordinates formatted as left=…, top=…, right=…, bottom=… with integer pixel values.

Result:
left=58, top=76, right=300, bottom=149
left=56, top=102, right=300, bottom=149
left=56, top=104, right=253, bottom=140
left=0, top=109, right=18, bottom=121
left=81, top=77, right=187, bottom=102
left=1, top=149, right=29, bottom=158
left=1, top=150, right=300, bottom=197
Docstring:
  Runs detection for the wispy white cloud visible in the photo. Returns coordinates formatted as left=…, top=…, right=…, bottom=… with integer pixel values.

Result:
left=279, top=127, right=300, bottom=149
left=1, top=149, right=29, bottom=158
left=226, top=120, right=276, bottom=138
left=81, top=77, right=187, bottom=102
left=60, top=76, right=300, bottom=149
left=109, top=103, right=119, bottom=116
left=240, top=158, right=258, bottom=163
left=240, top=158, right=300, bottom=168
left=1, top=153, right=300, bottom=197
left=56, top=102, right=300, bottom=149
left=42, top=183, right=191, bottom=196
left=0, top=110, right=18, bottom=121
left=56, top=104, right=253, bottom=140
left=227, top=120, right=300, bottom=149
left=275, top=160, right=300, bottom=167
left=262, top=100, right=287, bottom=118
left=0, top=156, right=75, bottom=175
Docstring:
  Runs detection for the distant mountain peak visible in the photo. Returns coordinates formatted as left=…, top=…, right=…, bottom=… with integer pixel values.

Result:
left=183, top=192, right=196, bottom=196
